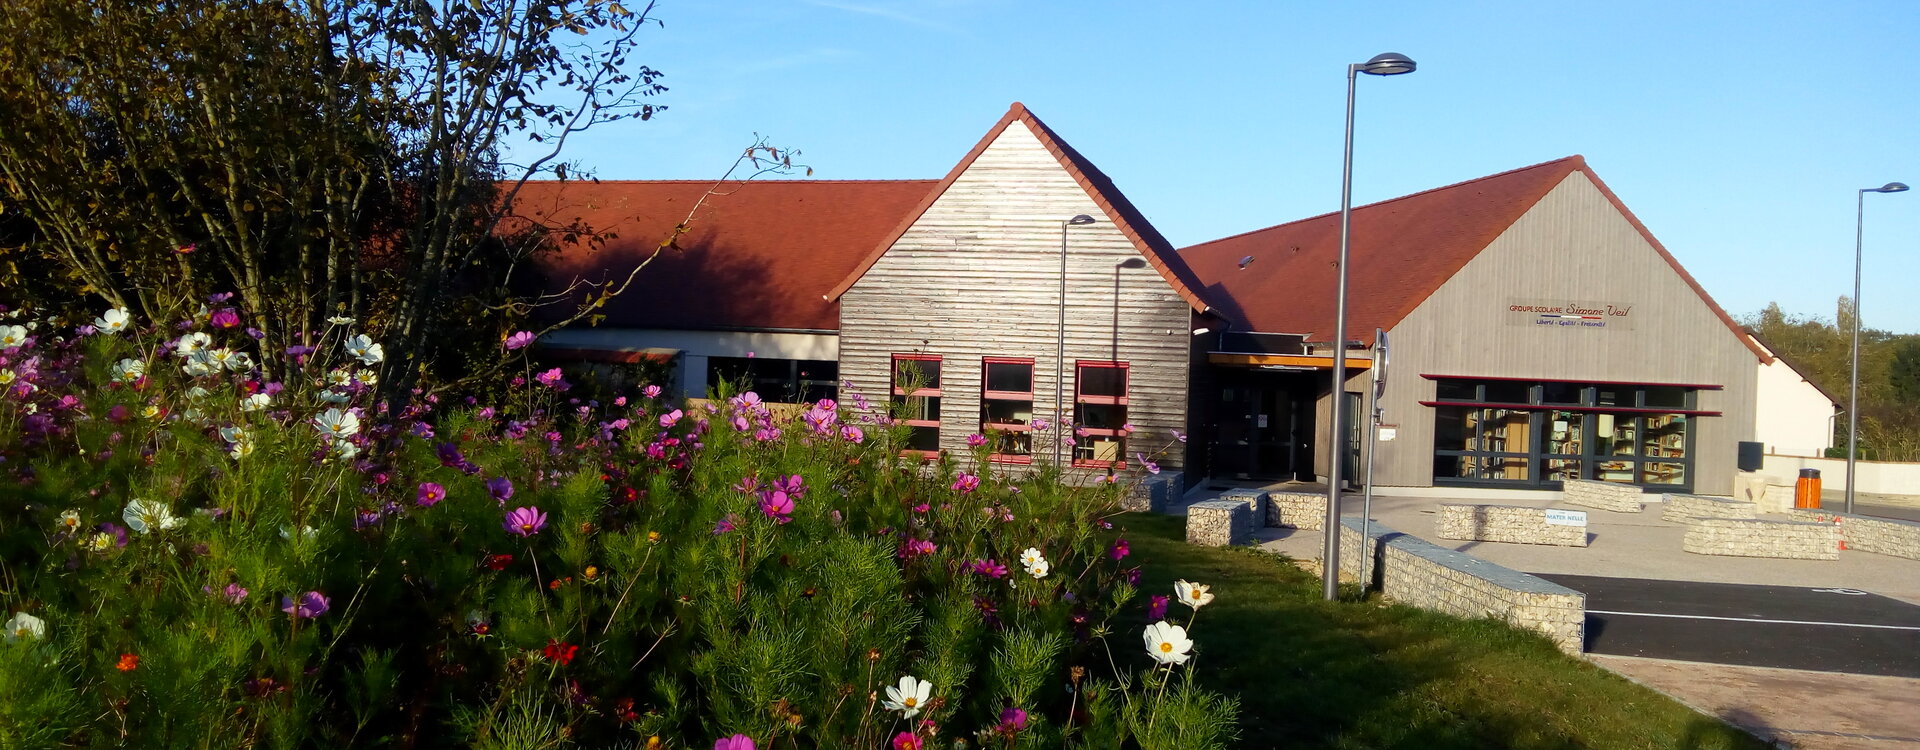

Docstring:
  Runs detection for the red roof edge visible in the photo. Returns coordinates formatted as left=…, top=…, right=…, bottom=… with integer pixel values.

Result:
left=824, top=103, right=1209, bottom=313
left=1571, top=162, right=1772, bottom=365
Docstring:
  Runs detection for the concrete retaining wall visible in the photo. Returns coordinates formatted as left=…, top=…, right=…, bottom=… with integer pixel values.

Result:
left=1660, top=493, right=1758, bottom=523
left=1265, top=491, right=1325, bottom=530
left=1339, top=518, right=1586, bottom=654
left=1788, top=509, right=1920, bottom=561
left=1436, top=504, right=1589, bottom=547
left=1185, top=499, right=1252, bottom=547
left=1682, top=517, right=1838, bottom=560
left=1561, top=479, right=1645, bottom=513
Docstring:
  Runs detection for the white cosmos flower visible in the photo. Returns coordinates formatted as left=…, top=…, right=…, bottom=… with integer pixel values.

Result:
left=4, top=612, right=46, bottom=644
left=0, top=325, right=27, bottom=348
left=241, top=393, right=271, bottom=411
left=225, top=351, right=254, bottom=372
left=353, top=369, right=378, bottom=387
left=882, top=675, right=933, bottom=718
left=57, top=510, right=81, bottom=530
left=181, top=355, right=215, bottom=377
left=1143, top=620, right=1193, bottom=666
left=344, top=335, right=383, bottom=365
left=330, top=440, right=360, bottom=460
left=203, top=348, right=239, bottom=370
left=112, top=358, right=145, bottom=383
left=314, top=408, right=360, bottom=438
left=174, top=332, right=211, bottom=357
left=1019, top=547, right=1046, bottom=568
left=219, top=426, right=250, bottom=445
left=326, top=315, right=355, bottom=325
left=326, top=369, right=353, bottom=387
left=0, top=370, right=15, bottom=386
left=316, top=389, right=350, bottom=404
left=93, top=308, right=130, bottom=333
left=229, top=439, right=256, bottom=458
left=1174, top=580, right=1215, bottom=610
left=122, top=498, right=182, bottom=535
left=140, top=404, right=162, bottom=420
left=1027, top=559, right=1050, bottom=579
left=185, top=386, right=210, bottom=400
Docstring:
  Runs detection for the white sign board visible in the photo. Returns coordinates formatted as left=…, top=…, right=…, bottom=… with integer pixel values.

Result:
left=1543, top=509, right=1587, bottom=527
left=1377, top=427, right=1397, bottom=441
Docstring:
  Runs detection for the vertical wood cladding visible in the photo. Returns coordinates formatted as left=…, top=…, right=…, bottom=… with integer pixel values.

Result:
left=839, top=123, right=1192, bottom=467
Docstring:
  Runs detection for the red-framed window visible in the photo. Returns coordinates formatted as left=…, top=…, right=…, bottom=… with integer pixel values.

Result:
left=892, top=354, right=942, bottom=456
left=1072, top=360, right=1129, bottom=467
left=980, top=357, right=1036, bottom=462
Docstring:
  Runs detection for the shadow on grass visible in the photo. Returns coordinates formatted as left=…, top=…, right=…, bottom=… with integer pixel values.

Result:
left=1115, top=513, right=1769, bottom=750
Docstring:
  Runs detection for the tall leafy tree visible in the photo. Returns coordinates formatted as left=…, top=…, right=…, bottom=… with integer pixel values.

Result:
left=0, top=0, right=666, bottom=393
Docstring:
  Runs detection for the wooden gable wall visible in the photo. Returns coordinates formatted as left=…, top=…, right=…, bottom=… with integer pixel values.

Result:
left=838, top=122, right=1193, bottom=468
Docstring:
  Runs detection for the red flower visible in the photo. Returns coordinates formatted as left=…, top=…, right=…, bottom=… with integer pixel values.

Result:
left=619, top=486, right=639, bottom=504
left=614, top=697, right=639, bottom=722
left=116, top=653, right=140, bottom=672
left=482, top=554, right=514, bottom=571
left=543, top=639, right=578, bottom=665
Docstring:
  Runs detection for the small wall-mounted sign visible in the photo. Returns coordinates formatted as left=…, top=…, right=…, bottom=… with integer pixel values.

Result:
left=1377, top=426, right=1398, bottom=441
left=1543, top=509, right=1588, bottom=526
left=1506, top=298, right=1635, bottom=331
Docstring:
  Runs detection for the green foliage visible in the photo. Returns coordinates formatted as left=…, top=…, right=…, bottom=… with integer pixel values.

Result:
left=0, top=309, right=1236, bottom=747
left=1744, top=300, right=1920, bottom=460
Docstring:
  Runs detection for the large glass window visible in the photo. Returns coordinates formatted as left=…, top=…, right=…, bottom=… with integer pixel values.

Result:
left=892, top=355, right=942, bottom=455
left=1428, top=377, right=1707, bottom=490
left=707, top=357, right=837, bottom=404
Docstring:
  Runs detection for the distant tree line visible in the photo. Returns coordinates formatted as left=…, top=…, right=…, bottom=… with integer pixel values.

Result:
left=1744, top=298, right=1920, bottom=462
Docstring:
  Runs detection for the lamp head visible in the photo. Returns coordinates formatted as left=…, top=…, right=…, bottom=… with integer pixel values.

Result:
left=1356, top=52, right=1417, bottom=76
left=1067, top=214, right=1096, bottom=225
left=1866, top=182, right=1909, bottom=194
left=1117, top=258, right=1148, bottom=269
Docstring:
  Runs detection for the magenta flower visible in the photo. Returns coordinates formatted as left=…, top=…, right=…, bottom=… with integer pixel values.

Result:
left=281, top=591, right=330, bottom=618
left=485, top=477, right=514, bottom=504
left=1147, top=594, right=1168, bottom=621
left=503, top=331, right=536, bottom=350
left=966, top=432, right=988, bottom=448
left=209, top=307, right=241, bottom=329
left=971, top=558, right=1009, bottom=579
left=758, top=491, right=794, bottom=524
left=714, top=736, right=755, bottom=750
left=731, top=475, right=760, bottom=494
left=1172, top=429, right=1188, bottom=443
left=998, top=707, right=1029, bottom=733
left=891, top=732, right=922, bottom=750
left=772, top=474, right=804, bottom=496
left=659, top=409, right=684, bottom=428
left=533, top=367, right=569, bottom=391
left=1030, top=418, right=1051, bottom=431
left=1110, top=538, right=1130, bottom=561
left=222, top=583, right=249, bottom=604
left=417, top=482, right=446, bottom=507
left=503, top=506, right=548, bottom=537
left=713, top=515, right=737, bottom=535
left=951, top=473, right=980, bottom=494
left=898, top=538, right=936, bottom=558
left=1135, top=452, right=1161, bottom=475
left=840, top=424, right=865, bottom=443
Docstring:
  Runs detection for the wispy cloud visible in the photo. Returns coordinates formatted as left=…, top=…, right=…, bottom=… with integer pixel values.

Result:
left=802, top=0, right=961, bottom=34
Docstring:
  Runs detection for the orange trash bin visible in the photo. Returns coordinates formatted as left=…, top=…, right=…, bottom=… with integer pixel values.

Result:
left=1794, top=468, right=1822, bottom=509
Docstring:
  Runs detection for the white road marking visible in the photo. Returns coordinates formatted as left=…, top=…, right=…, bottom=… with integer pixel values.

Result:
left=1587, top=610, right=1920, bottom=632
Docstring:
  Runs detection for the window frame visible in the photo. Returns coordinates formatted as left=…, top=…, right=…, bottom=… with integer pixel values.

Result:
left=980, top=357, right=1036, bottom=464
left=1071, top=360, right=1130, bottom=468
left=891, top=354, right=943, bottom=458
left=1424, top=376, right=1703, bottom=491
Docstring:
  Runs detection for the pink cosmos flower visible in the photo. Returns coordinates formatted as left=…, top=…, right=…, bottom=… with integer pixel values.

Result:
left=965, top=433, right=988, bottom=448
left=642, top=384, right=662, bottom=399
left=417, top=482, right=446, bottom=507
left=281, top=591, right=330, bottom=618
left=503, top=331, right=536, bottom=350
left=732, top=475, right=760, bottom=494
left=971, top=559, right=1009, bottom=579
left=209, top=307, right=241, bottom=329
left=891, top=732, right=922, bottom=750
left=713, top=516, right=737, bottom=535
left=659, top=409, right=684, bottom=428
left=773, top=474, right=804, bottom=496
left=1172, top=429, right=1188, bottom=443
left=951, top=473, right=980, bottom=494
left=758, top=491, right=794, bottom=524
left=1135, top=453, right=1161, bottom=475
left=840, top=424, right=865, bottom=443
left=485, top=477, right=514, bottom=503
left=1147, top=594, right=1169, bottom=621
left=998, top=707, right=1029, bottom=733
left=1030, top=418, right=1051, bottom=431
left=503, top=506, right=547, bottom=537
left=1110, top=538, right=1130, bottom=561
left=898, top=538, right=936, bottom=558
left=714, top=735, right=755, bottom=750
left=222, top=583, right=249, bottom=604
left=533, top=368, right=569, bottom=390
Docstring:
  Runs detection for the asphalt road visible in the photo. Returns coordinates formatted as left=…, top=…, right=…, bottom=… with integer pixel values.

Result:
left=1538, top=574, right=1920, bottom=678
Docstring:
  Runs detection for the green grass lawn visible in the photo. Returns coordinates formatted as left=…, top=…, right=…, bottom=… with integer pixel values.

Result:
left=1114, top=513, right=1768, bottom=750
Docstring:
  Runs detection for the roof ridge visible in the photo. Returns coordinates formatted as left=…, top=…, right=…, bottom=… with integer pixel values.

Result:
left=1183, top=155, right=1585, bottom=251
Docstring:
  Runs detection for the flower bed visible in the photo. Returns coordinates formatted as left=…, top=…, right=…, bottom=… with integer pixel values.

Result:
left=0, top=303, right=1235, bottom=747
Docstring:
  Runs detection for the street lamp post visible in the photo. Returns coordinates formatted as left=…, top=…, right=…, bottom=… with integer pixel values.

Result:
left=1846, top=181, right=1909, bottom=514
left=1058, top=214, right=1097, bottom=467
left=1323, top=52, right=1416, bottom=602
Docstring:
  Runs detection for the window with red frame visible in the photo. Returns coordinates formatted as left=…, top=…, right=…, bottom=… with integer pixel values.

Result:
left=980, top=357, right=1035, bottom=461
left=1072, top=361, right=1129, bottom=467
left=891, top=354, right=942, bottom=454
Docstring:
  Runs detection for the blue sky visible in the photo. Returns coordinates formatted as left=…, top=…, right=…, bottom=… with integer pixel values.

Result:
left=509, top=1, right=1920, bottom=332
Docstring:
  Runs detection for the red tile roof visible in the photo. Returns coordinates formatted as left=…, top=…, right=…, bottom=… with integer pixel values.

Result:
left=513, top=179, right=936, bottom=332
left=825, top=103, right=1211, bottom=313
left=1181, top=156, right=1767, bottom=361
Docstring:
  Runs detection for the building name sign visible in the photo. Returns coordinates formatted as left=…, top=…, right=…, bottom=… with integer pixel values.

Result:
left=1506, top=298, right=1635, bottom=331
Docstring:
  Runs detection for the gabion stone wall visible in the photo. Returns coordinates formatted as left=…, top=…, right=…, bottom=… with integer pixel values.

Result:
left=1265, top=491, right=1326, bottom=530
left=1561, top=479, right=1645, bottom=513
left=1682, top=517, right=1839, bottom=560
left=1660, top=493, right=1758, bottom=523
left=1435, top=504, right=1589, bottom=547
left=1184, top=499, right=1252, bottom=547
left=1339, top=519, right=1585, bottom=654
left=1789, top=509, right=1920, bottom=561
